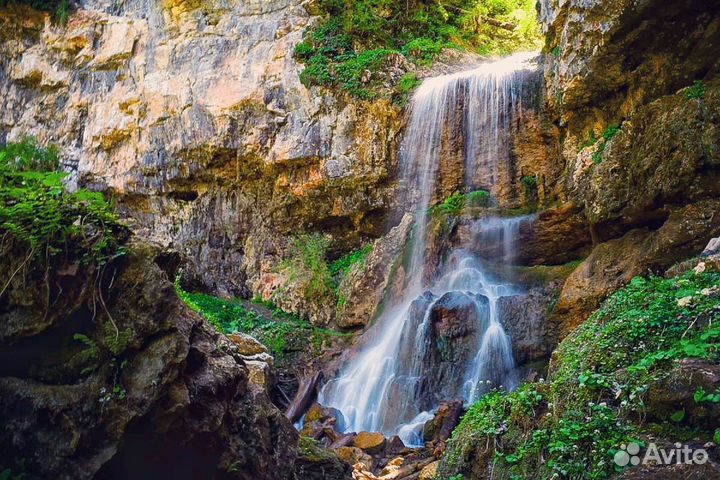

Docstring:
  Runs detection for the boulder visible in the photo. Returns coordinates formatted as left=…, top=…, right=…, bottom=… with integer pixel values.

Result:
left=556, top=200, right=720, bottom=336
left=423, top=400, right=464, bottom=444
left=354, top=432, right=387, bottom=454
left=228, top=332, right=268, bottom=356
left=644, top=359, right=720, bottom=430
left=498, top=284, right=559, bottom=365
left=0, top=246, right=297, bottom=479
left=419, top=461, right=440, bottom=480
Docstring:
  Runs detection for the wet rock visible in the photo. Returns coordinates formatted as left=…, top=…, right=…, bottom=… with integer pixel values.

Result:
left=644, top=359, right=720, bottom=430
left=354, top=432, right=387, bottom=454
left=335, top=446, right=373, bottom=471
left=296, top=436, right=353, bottom=480
left=423, top=400, right=464, bottom=445
left=498, top=284, right=560, bottom=365
left=385, top=435, right=407, bottom=455
left=337, top=213, right=414, bottom=329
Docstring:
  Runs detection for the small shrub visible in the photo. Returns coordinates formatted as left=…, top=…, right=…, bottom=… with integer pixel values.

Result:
left=520, top=175, right=537, bottom=188
left=401, top=37, right=448, bottom=65
left=278, top=234, right=335, bottom=301
left=435, top=189, right=491, bottom=215
left=396, top=71, right=421, bottom=95
left=685, top=80, right=706, bottom=100
left=590, top=123, right=620, bottom=164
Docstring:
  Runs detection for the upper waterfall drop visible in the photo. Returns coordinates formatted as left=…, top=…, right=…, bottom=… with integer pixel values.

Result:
left=319, top=51, right=541, bottom=445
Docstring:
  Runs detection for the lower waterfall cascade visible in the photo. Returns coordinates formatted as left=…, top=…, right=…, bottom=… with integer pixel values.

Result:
left=319, top=52, right=542, bottom=446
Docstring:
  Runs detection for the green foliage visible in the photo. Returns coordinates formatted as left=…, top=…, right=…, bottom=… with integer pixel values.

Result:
left=0, top=0, right=70, bottom=24
left=330, top=244, right=373, bottom=278
left=176, top=281, right=346, bottom=357
left=434, top=189, right=492, bottom=215
left=72, top=333, right=99, bottom=374
left=296, top=0, right=541, bottom=99
left=278, top=234, right=336, bottom=302
left=397, top=72, right=421, bottom=96
left=441, top=269, right=720, bottom=480
left=401, top=37, right=451, bottom=65
left=685, top=80, right=706, bottom=100
left=0, top=138, right=127, bottom=272
left=588, top=123, right=620, bottom=164
left=694, top=387, right=720, bottom=404
left=520, top=175, right=537, bottom=188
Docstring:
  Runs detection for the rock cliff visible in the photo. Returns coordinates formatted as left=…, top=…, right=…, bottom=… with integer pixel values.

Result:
left=0, top=0, right=401, bottom=309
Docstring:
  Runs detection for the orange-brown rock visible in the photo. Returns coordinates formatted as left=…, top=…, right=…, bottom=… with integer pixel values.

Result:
left=353, top=432, right=387, bottom=454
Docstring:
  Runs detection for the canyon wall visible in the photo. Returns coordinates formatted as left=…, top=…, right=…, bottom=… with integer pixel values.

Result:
left=0, top=0, right=401, bottom=313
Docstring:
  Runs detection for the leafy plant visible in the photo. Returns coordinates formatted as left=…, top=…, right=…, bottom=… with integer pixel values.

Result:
left=694, top=387, right=720, bottom=404
left=0, top=138, right=127, bottom=297
left=176, top=280, right=346, bottom=358
left=589, top=123, right=620, bottom=164
left=685, top=80, right=706, bottom=100
left=434, top=189, right=492, bottom=215
left=440, top=269, right=720, bottom=480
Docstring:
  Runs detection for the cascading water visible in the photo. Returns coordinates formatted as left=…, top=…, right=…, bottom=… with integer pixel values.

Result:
left=319, top=52, right=540, bottom=446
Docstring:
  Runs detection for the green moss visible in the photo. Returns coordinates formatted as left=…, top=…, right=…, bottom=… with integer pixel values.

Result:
left=440, top=269, right=720, bottom=480
left=331, top=244, right=373, bottom=278
left=298, top=436, right=340, bottom=463
left=432, top=189, right=492, bottom=216
left=277, top=234, right=336, bottom=303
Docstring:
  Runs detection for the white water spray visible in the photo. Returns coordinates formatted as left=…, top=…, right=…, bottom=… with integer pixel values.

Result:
left=319, top=52, right=540, bottom=446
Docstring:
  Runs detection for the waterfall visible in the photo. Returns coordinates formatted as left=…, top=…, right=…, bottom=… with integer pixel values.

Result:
left=319, top=52, right=540, bottom=446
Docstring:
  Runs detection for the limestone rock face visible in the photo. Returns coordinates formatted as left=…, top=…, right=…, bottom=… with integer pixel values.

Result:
left=0, top=245, right=297, bottom=479
left=0, top=0, right=402, bottom=305
left=336, top=213, right=413, bottom=329
left=542, top=0, right=720, bottom=133
left=556, top=199, right=720, bottom=334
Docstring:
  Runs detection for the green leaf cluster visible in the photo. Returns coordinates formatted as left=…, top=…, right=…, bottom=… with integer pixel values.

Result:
left=0, top=138, right=127, bottom=269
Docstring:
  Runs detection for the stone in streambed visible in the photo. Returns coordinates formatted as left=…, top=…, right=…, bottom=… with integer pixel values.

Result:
left=353, top=432, right=387, bottom=454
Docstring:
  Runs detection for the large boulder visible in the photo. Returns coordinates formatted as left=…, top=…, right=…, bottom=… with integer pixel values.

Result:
left=0, top=245, right=297, bottom=479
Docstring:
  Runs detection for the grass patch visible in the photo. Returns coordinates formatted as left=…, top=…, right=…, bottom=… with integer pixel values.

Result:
left=176, top=282, right=347, bottom=357
left=330, top=244, right=373, bottom=278
left=440, top=269, right=720, bottom=479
